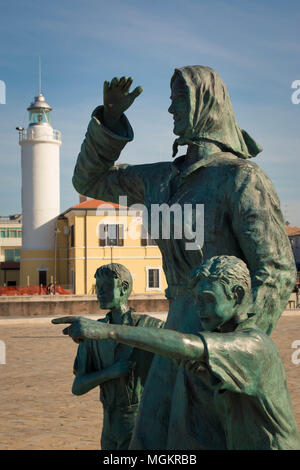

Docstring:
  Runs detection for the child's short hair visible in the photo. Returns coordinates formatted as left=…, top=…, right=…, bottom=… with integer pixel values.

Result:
left=94, top=263, right=133, bottom=296
left=189, top=255, right=251, bottom=301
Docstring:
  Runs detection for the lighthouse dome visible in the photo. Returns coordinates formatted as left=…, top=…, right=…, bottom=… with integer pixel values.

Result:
left=27, top=92, right=52, bottom=126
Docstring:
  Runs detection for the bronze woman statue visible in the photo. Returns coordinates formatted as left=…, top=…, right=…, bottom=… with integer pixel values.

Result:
left=68, top=65, right=295, bottom=449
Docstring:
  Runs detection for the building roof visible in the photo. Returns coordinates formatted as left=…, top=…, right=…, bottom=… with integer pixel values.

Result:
left=0, top=214, right=22, bottom=224
left=286, top=225, right=300, bottom=237
left=60, top=198, right=128, bottom=216
left=72, top=198, right=127, bottom=209
left=28, top=92, right=52, bottom=112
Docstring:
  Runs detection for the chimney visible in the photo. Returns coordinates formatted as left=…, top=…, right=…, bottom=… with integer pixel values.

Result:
left=79, top=195, right=87, bottom=204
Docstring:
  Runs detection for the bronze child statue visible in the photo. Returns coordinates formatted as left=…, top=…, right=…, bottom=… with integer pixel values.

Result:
left=60, top=263, right=164, bottom=450
left=54, top=256, right=300, bottom=450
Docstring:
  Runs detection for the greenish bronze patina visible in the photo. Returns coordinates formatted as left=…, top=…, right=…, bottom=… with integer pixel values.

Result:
left=58, top=66, right=296, bottom=449
left=53, top=256, right=300, bottom=450
left=59, top=263, right=164, bottom=450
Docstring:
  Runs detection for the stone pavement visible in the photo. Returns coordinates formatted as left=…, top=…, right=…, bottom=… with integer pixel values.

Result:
left=0, top=312, right=299, bottom=450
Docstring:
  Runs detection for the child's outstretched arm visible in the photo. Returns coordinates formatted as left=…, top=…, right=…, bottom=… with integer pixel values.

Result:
left=53, top=316, right=205, bottom=362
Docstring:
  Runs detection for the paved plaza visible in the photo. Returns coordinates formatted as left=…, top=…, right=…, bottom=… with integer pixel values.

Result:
left=0, top=312, right=299, bottom=450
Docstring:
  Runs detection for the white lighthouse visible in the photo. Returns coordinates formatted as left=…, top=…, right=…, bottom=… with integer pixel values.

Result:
left=18, top=92, right=61, bottom=251
left=17, top=90, right=61, bottom=287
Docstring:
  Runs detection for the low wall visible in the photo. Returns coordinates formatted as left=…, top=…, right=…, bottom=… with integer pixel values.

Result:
left=0, top=294, right=169, bottom=317
left=0, top=292, right=296, bottom=317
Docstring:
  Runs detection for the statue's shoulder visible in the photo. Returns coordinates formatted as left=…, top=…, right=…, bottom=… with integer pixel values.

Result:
left=212, top=154, right=280, bottom=207
left=215, top=152, right=261, bottom=172
left=239, top=327, right=282, bottom=362
left=215, top=153, right=273, bottom=186
left=135, top=160, right=173, bottom=172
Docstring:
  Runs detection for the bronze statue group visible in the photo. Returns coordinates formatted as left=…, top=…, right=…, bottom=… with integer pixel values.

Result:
left=53, top=66, right=300, bottom=450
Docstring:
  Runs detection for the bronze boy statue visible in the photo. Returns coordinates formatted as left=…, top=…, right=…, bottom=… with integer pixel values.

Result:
left=54, top=256, right=300, bottom=450
left=61, top=263, right=164, bottom=450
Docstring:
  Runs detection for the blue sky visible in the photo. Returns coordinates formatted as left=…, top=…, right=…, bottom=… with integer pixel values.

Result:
left=0, top=0, right=299, bottom=224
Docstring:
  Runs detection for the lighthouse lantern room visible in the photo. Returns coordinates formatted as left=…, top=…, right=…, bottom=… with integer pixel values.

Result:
left=28, top=92, right=52, bottom=126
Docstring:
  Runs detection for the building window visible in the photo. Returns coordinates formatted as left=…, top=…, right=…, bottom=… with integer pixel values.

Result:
left=39, top=270, right=47, bottom=286
left=5, top=249, right=21, bottom=262
left=70, top=224, right=75, bottom=247
left=146, top=267, right=161, bottom=290
left=0, top=228, right=22, bottom=238
left=141, top=225, right=157, bottom=246
left=99, top=224, right=124, bottom=246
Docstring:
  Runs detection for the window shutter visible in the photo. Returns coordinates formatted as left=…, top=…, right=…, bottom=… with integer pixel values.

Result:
left=99, top=224, right=106, bottom=246
left=148, top=268, right=160, bottom=288
left=141, top=225, right=147, bottom=246
left=70, top=225, right=75, bottom=247
left=118, top=225, right=124, bottom=246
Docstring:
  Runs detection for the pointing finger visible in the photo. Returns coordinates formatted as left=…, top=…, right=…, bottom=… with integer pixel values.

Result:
left=51, top=316, right=81, bottom=325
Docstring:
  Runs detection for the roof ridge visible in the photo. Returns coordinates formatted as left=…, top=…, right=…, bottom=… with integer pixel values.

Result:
left=71, top=197, right=128, bottom=210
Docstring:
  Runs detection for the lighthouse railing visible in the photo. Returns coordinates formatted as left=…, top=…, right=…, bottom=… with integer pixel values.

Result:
left=19, top=128, right=61, bottom=143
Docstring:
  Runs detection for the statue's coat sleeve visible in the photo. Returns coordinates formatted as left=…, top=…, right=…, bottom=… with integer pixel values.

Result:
left=73, top=106, right=156, bottom=206
left=228, top=161, right=296, bottom=333
left=73, top=340, right=93, bottom=376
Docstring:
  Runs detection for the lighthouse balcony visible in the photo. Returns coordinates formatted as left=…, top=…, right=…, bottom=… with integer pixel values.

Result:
left=19, top=127, right=61, bottom=144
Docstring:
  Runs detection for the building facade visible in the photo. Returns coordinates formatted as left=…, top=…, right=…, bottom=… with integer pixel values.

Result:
left=20, top=198, right=167, bottom=296
left=286, top=224, right=300, bottom=271
left=0, top=214, right=22, bottom=286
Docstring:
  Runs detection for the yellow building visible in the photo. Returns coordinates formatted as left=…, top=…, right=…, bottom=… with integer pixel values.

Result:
left=20, top=198, right=167, bottom=296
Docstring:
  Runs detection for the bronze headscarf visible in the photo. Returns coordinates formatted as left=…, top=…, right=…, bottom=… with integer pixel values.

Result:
left=171, top=65, right=262, bottom=159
